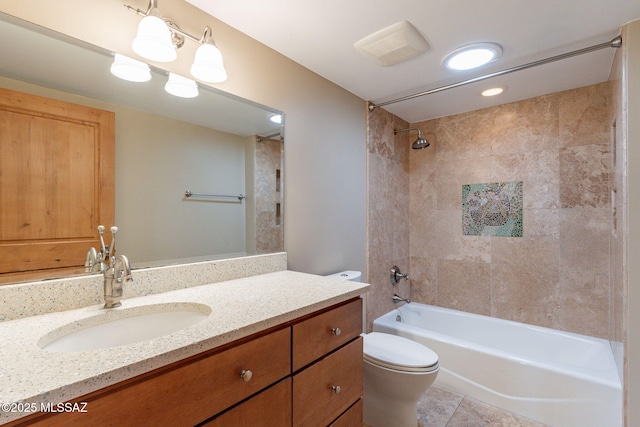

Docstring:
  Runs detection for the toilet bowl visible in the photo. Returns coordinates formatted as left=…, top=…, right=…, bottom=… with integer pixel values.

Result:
left=326, top=271, right=440, bottom=427
left=363, top=332, right=439, bottom=427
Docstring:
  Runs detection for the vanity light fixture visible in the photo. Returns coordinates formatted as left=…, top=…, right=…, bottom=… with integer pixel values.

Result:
left=110, top=53, right=152, bottom=82
left=164, top=72, right=199, bottom=98
left=125, top=0, right=227, bottom=83
left=131, top=7, right=176, bottom=62
left=481, top=86, right=506, bottom=97
left=444, top=42, right=502, bottom=71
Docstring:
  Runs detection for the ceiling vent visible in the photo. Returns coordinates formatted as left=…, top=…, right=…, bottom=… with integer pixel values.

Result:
left=354, top=21, right=430, bottom=67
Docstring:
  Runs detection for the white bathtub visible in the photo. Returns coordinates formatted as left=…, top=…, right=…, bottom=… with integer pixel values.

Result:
left=373, top=303, right=621, bottom=427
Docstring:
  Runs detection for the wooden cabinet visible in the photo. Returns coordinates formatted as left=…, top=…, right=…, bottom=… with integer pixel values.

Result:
left=330, top=399, right=363, bottom=427
left=8, top=298, right=363, bottom=427
left=293, top=338, right=363, bottom=426
left=202, top=379, right=292, bottom=427
left=292, top=298, right=363, bottom=371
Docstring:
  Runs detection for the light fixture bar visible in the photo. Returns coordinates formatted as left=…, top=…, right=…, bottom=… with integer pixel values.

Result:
left=368, top=35, right=622, bottom=111
left=125, top=1, right=216, bottom=47
left=124, top=0, right=227, bottom=82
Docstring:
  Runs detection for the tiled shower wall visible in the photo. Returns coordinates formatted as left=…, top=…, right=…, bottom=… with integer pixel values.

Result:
left=366, top=109, right=412, bottom=329
left=367, top=82, right=613, bottom=339
left=255, top=138, right=284, bottom=254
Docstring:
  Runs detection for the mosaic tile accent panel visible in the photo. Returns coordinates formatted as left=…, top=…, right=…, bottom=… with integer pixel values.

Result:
left=462, top=181, right=523, bottom=237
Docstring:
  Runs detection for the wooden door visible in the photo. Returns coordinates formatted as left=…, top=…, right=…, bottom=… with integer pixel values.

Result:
left=0, top=87, right=114, bottom=283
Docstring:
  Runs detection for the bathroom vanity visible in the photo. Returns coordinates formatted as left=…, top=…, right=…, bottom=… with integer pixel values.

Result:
left=0, top=268, right=369, bottom=427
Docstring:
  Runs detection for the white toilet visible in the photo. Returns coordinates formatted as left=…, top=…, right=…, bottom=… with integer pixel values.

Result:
left=327, top=271, right=439, bottom=427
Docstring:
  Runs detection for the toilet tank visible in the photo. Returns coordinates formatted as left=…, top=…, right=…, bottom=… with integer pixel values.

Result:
left=327, top=270, right=366, bottom=332
left=326, top=270, right=361, bottom=282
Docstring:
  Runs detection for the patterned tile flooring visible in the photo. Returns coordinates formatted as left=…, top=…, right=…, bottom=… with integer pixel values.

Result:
left=417, top=385, right=548, bottom=427
left=365, top=384, right=548, bottom=427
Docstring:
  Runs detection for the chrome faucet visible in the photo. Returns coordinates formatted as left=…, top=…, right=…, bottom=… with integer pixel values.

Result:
left=103, top=254, right=133, bottom=309
left=94, top=225, right=133, bottom=309
left=390, top=266, right=409, bottom=285
left=393, top=294, right=411, bottom=304
left=84, top=225, right=111, bottom=272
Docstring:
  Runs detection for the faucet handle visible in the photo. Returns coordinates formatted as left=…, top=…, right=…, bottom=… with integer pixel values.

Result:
left=97, top=225, right=106, bottom=256
left=390, top=266, right=409, bottom=285
left=109, top=226, right=118, bottom=259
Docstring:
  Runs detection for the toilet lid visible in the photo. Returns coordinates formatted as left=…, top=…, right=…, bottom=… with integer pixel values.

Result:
left=363, top=332, right=439, bottom=372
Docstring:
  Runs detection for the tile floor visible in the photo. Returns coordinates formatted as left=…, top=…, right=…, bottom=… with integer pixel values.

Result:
left=365, top=383, right=548, bottom=427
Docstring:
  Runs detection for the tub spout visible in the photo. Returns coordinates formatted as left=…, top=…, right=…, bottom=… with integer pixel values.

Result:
left=393, top=294, right=411, bottom=304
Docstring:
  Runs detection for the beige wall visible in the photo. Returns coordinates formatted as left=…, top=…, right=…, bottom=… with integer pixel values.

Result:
left=0, top=0, right=368, bottom=276
left=624, top=19, right=640, bottom=427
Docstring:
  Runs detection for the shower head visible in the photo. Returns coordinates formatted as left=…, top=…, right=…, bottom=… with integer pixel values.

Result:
left=394, top=127, right=430, bottom=149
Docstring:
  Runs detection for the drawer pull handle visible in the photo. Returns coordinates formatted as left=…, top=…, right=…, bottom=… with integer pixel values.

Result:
left=331, top=385, right=341, bottom=394
left=240, top=369, right=253, bottom=382
left=331, top=327, right=342, bottom=336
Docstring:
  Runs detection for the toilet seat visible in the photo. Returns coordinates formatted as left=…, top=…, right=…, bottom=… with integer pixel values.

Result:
left=363, top=332, right=439, bottom=373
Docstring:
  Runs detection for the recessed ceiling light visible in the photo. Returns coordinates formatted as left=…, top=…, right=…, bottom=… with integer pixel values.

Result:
left=481, top=86, right=505, bottom=97
left=444, top=43, right=502, bottom=71
left=269, top=113, right=282, bottom=124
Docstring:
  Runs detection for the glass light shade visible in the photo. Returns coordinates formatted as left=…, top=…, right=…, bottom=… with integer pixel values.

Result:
left=132, top=14, right=177, bottom=62
left=190, top=43, right=227, bottom=83
left=444, top=43, right=502, bottom=71
left=110, top=54, right=151, bottom=82
left=164, top=72, right=199, bottom=98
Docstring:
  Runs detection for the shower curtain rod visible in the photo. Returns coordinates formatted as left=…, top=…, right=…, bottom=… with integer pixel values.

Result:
left=256, top=132, right=282, bottom=142
left=368, top=35, right=622, bottom=111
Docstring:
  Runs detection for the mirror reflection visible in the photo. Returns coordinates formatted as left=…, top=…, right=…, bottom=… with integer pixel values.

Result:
left=0, top=13, right=284, bottom=284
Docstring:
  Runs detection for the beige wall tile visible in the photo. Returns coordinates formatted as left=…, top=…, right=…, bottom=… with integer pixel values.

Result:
left=436, top=210, right=492, bottom=263
left=559, top=82, right=611, bottom=147
left=559, top=268, right=609, bottom=338
left=437, top=260, right=491, bottom=315
left=367, top=82, right=612, bottom=339
left=491, top=263, right=560, bottom=328
left=559, top=143, right=611, bottom=208
left=409, top=256, right=437, bottom=305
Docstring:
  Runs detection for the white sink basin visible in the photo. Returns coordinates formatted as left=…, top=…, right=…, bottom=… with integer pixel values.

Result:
left=38, top=302, right=211, bottom=352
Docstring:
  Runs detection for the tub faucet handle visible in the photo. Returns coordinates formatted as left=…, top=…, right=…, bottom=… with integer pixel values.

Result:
left=390, top=266, right=409, bottom=285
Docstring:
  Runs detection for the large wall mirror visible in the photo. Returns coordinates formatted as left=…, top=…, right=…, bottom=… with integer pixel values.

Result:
left=0, top=12, right=284, bottom=284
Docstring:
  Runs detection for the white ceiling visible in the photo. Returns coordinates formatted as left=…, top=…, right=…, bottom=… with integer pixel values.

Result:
left=186, top=0, right=640, bottom=123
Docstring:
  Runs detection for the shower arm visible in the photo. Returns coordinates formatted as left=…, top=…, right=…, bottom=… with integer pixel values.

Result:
left=394, top=127, right=422, bottom=137
left=368, top=35, right=622, bottom=111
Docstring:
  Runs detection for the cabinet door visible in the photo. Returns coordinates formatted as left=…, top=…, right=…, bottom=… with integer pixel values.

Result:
left=293, top=337, right=363, bottom=427
left=202, top=378, right=291, bottom=427
left=0, top=87, right=114, bottom=282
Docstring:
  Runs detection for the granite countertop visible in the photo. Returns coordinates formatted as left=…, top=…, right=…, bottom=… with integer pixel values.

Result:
left=0, top=270, right=369, bottom=424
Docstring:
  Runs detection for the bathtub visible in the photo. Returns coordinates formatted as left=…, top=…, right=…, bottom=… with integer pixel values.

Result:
left=373, top=303, right=621, bottom=427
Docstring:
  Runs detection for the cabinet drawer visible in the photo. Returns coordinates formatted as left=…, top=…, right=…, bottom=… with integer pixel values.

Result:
left=329, top=399, right=363, bottom=427
left=293, top=337, right=363, bottom=427
left=202, top=378, right=291, bottom=427
left=22, top=327, right=291, bottom=427
left=292, top=298, right=362, bottom=371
